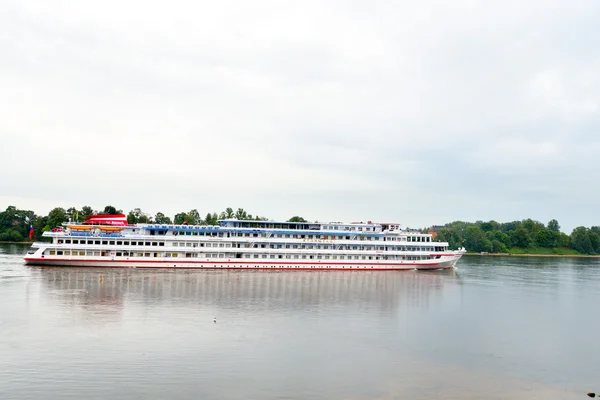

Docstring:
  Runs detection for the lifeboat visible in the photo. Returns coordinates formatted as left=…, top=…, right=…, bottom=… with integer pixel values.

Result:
left=69, top=225, right=94, bottom=231
left=98, top=226, right=124, bottom=232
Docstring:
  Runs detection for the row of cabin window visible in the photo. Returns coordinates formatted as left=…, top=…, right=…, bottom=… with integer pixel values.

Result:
left=167, top=254, right=431, bottom=261
left=45, top=250, right=433, bottom=261
left=321, top=225, right=377, bottom=232
left=47, top=250, right=181, bottom=257
left=233, top=254, right=432, bottom=260
left=174, top=242, right=437, bottom=252
left=172, top=231, right=431, bottom=242
left=59, top=239, right=165, bottom=246
left=237, top=254, right=432, bottom=260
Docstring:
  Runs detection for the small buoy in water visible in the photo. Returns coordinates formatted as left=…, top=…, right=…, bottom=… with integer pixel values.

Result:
left=213, top=317, right=216, bottom=323
left=588, top=393, right=596, bottom=398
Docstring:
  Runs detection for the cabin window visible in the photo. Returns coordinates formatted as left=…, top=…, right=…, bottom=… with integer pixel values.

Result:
left=117, top=241, right=122, bottom=245
left=152, top=242, right=157, bottom=246
left=57, top=251, right=63, bottom=255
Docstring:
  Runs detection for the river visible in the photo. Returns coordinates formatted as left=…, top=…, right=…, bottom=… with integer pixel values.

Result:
left=1, top=243, right=598, bottom=399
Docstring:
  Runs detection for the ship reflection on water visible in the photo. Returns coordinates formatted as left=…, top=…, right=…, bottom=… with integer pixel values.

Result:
left=38, top=268, right=461, bottom=314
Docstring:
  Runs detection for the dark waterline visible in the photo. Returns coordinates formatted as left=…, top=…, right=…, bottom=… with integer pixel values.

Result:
left=1, top=243, right=599, bottom=399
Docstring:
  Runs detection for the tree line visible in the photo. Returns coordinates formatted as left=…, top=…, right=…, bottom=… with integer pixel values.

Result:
left=0, top=205, right=303, bottom=242
left=432, top=219, right=600, bottom=255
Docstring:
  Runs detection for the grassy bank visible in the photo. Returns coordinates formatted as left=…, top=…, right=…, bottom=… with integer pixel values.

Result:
left=465, top=247, right=600, bottom=258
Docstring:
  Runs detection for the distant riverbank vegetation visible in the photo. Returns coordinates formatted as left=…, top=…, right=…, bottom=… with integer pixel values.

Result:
left=0, top=205, right=598, bottom=255
left=431, top=219, right=600, bottom=256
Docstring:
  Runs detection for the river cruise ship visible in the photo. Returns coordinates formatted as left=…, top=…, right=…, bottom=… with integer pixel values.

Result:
left=24, top=214, right=465, bottom=270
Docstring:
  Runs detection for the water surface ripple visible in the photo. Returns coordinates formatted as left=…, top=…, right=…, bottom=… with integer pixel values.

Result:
left=1, top=244, right=598, bottom=399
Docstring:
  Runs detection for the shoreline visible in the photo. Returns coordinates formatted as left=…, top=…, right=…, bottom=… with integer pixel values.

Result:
left=464, top=252, right=600, bottom=258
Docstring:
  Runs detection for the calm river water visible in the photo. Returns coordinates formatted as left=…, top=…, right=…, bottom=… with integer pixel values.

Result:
left=1, top=243, right=599, bottom=399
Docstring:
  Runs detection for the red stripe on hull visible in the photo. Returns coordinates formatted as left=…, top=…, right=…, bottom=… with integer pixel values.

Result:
left=24, top=258, right=447, bottom=266
left=23, top=265, right=453, bottom=271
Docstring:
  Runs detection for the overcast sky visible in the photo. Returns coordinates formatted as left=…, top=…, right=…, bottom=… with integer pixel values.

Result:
left=1, top=0, right=599, bottom=233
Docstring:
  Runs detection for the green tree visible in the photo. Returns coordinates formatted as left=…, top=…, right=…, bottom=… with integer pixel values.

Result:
left=127, top=208, right=151, bottom=224
left=0, top=206, right=37, bottom=240
left=186, top=209, right=201, bottom=225
left=102, top=205, right=119, bottom=214
left=547, top=219, right=560, bottom=232
left=219, top=207, right=235, bottom=219
left=545, top=230, right=560, bottom=248
left=571, top=227, right=593, bottom=254
left=510, top=226, right=531, bottom=248
left=558, top=232, right=571, bottom=248
left=174, top=212, right=187, bottom=225
left=500, top=221, right=520, bottom=232
left=491, top=240, right=508, bottom=253
left=522, top=218, right=545, bottom=235
left=47, top=207, right=67, bottom=229
left=534, top=228, right=550, bottom=247
left=486, top=230, right=511, bottom=248
left=480, top=220, right=499, bottom=232
left=589, top=231, right=600, bottom=254
left=235, top=208, right=248, bottom=220
left=464, top=226, right=492, bottom=252
left=204, top=213, right=216, bottom=225
left=154, top=212, right=172, bottom=224
left=81, top=206, right=94, bottom=217
left=288, top=216, right=307, bottom=223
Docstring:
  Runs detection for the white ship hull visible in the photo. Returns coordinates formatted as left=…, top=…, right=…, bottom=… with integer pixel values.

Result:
left=24, top=256, right=461, bottom=270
